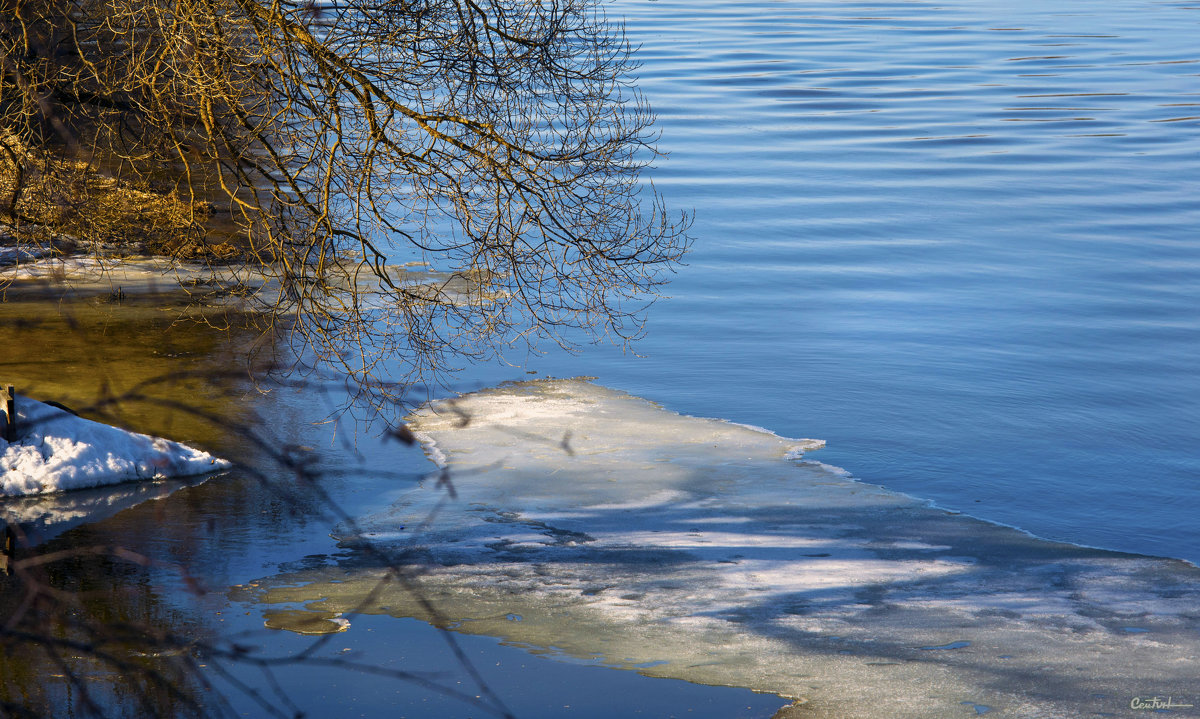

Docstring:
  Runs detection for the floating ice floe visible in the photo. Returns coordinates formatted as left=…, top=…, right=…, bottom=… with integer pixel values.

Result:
left=1, top=395, right=231, bottom=497
left=238, top=379, right=1200, bottom=719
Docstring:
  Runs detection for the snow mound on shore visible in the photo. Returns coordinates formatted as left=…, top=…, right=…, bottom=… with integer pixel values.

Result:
left=1, top=396, right=230, bottom=496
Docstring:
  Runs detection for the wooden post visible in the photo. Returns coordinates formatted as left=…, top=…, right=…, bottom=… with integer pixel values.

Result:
left=3, top=385, right=14, bottom=442
left=0, top=523, right=12, bottom=575
left=2, top=389, right=18, bottom=575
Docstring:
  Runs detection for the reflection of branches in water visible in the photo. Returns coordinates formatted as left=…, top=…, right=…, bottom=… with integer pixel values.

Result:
left=0, top=370, right=528, bottom=719
left=1, top=0, right=691, bottom=409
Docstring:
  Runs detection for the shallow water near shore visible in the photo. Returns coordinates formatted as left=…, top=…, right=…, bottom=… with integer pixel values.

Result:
left=0, top=296, right=787, bottom=717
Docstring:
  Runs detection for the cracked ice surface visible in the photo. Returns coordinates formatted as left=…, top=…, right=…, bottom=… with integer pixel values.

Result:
left=240, top=379, right=1200, bottom=718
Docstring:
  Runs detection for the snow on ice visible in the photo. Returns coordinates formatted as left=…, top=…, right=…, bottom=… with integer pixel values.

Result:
left=238, top=379, right=1200, bottom=719
left=2, top=395, right=230, bottom=497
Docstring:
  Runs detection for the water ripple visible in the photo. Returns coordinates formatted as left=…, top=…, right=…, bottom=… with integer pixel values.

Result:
left=602, top=0, right=1200, bottom=562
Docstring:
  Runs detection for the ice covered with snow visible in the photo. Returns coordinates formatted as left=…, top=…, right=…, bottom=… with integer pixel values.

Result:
left=1, top=395, right=230, bottom=497
left=0, top=245, right=52, bottom=266
left=2, top=255, right=180, bottom=284
left=238, top=379, right=1200, bottom=719
left=2, top=253, right=493, bottom=309
left=0, top=255, right=260, bottom=299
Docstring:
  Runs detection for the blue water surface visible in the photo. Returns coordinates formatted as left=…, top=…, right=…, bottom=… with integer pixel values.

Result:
left=463, top=0, right=1200, bottom=563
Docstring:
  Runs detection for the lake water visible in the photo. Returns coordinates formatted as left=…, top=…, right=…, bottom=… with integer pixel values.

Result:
left=4, top=0, right=1200, bottom=716
left=503, top=0, right=1200, bottom=564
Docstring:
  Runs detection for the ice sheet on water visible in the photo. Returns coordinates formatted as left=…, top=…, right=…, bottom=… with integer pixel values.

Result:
left=1, top=396, right=230, bottom=497
left=0, top=255, right=270, bottom=300
left=240, top=379, right=1200, bottom=718
left=2, top=254, right=497, bottom=309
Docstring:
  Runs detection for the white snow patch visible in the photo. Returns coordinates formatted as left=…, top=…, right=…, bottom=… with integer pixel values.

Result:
left=1, top=396, right=230, bottom=497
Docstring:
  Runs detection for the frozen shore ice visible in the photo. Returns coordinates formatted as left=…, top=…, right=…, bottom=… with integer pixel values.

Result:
left=1, top=395, right=230, bottom=497
left=240, top=379, right=1200, bottom=719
